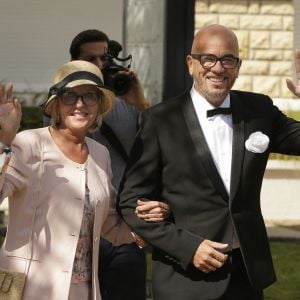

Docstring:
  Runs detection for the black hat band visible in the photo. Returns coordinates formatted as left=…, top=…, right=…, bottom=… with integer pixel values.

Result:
left=48, top=71, right=104, bottom=98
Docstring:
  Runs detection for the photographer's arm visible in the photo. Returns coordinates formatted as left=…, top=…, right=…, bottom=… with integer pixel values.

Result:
left=120, top=71, right=150, bottom=111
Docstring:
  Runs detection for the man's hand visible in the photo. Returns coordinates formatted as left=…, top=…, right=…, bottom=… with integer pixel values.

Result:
left=0, top=83, right=22, bottom=146
left=135, top=199, right=170, bottom=222
left=120, top=71, right=150, bottom=111
left=192, top=240, right=229, bottom=273
left=286, top=49, right=300, bottom=97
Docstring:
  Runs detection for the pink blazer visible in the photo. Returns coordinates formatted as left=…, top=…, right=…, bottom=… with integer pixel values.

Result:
left=0, top=127, right=133, bottom=300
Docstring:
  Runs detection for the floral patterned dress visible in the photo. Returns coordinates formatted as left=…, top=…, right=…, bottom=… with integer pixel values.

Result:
left=71, top=168, right=94, bottom=284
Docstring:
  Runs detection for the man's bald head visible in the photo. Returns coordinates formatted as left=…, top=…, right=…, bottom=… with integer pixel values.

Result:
left=186, top=24, right=242, bottom=106
left=191, top=24, right=239, bottom=57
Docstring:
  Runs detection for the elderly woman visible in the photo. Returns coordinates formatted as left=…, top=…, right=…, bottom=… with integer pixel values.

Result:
left=0, top=61, right=166, bottom=300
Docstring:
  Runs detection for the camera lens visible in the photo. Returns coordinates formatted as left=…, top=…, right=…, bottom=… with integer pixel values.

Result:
left=112, top=73, right=131, bottom=95
left=102, top=63, right=131, bottom=95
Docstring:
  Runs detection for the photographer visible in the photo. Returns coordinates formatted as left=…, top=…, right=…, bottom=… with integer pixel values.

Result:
left=68, top=29, right=151, bottom=300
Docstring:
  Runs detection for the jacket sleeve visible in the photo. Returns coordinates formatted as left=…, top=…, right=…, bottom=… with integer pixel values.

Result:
left=101, top=147, right=134, bottom=245
left=270, top=102, right=300, bottom=155
left=101, top=206, right=134, bottom=246
left=0, top=131, right=36, bottom=203
left=118, top=111, right=202, bottom=270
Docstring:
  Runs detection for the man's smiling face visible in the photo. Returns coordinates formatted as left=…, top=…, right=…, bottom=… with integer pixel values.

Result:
left=187, top=25, right=242, bottom=106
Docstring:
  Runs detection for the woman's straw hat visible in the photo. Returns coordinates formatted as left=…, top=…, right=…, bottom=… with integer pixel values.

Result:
left=42, top=60, right=115, bottom=117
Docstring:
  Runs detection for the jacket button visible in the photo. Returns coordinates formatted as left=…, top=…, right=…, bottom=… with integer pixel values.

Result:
left=94, top=237, right=98, bottom=243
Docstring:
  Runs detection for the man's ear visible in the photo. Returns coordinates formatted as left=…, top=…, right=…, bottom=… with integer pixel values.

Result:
left=235, top=59, right=242, bottom=78
left=237, top=59, right=242, bottom=71
left=186, top=55, right=193, bottom=76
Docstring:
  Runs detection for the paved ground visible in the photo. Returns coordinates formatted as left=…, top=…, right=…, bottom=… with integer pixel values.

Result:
left=266, top=220, right=300, bottom=241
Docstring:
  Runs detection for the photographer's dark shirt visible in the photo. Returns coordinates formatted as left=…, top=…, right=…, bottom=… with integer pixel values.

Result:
left=89, top=98, right=139, bottom=189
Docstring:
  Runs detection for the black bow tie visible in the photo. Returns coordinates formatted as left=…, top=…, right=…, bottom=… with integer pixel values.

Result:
left=206, top=107, right=232, bottom=118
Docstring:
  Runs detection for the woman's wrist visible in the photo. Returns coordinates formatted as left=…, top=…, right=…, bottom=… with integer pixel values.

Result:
left=131, top=232, right=146, bottom=249
left=0, top=141, right=12, bottom=154
left=0, top=151, right=11, bottom=174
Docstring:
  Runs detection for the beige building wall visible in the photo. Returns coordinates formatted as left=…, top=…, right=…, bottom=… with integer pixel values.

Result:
left=195, top=0, right=295, bottom=99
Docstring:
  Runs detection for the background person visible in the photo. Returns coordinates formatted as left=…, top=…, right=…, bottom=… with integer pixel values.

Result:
left=118, top=24, right=300, bottom=300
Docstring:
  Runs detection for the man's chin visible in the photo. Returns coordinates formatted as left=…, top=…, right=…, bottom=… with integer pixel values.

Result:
left=208, top=84, right=227, bottom=93
left=202, top=89, right=228, bottom=103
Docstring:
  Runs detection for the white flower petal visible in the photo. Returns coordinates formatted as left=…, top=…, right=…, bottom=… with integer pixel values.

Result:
left=245, top=131, right=269, bottom=153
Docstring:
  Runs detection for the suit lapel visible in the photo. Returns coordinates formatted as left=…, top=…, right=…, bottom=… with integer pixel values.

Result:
left=181, top=93, right=228, bottom=201
left=229, top=91, right=245, bottom=202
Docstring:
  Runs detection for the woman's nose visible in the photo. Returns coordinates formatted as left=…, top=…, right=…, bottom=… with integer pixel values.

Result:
left=75, top=97, right=85, bottom=106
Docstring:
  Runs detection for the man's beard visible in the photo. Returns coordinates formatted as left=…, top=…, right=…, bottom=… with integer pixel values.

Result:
left=200, top=88, right=228, bottom=105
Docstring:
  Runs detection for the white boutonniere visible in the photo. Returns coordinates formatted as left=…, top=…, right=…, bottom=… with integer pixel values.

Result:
left=245, top=131, right=269, bottom=153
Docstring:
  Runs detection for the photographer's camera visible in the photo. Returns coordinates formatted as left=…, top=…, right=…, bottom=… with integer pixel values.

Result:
left=102, top=40, right=132, bottom=96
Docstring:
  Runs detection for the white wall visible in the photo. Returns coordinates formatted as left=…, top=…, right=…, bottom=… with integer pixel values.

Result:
left=261, top=160, right=300, bottom=221
left=0, top=0, right=124, bottom=93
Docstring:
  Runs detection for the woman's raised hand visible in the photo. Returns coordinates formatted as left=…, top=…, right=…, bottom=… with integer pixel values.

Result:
left=0, top=83, right=22, bottom=146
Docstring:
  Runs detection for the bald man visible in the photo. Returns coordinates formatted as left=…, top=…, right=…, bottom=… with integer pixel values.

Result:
left=118, top=24, right=300, bottom=299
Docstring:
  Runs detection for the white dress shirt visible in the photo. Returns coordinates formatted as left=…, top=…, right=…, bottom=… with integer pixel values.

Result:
left=190, top=86, right=232, bottom=194
left=190, top=86, right=240, bottom=248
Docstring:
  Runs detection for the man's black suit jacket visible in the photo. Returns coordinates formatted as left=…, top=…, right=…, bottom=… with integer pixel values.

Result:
left=118, top=90, right=300, bottom=300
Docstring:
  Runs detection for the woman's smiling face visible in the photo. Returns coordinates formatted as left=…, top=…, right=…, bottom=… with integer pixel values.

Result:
left=57, top=85, right=101, bottom=133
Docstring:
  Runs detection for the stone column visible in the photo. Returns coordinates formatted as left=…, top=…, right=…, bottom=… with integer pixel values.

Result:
left=123, top=0, right=166, bottom=104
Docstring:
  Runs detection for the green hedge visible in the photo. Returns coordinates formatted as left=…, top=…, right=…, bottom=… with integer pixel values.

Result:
left=265, top=241, right=300, bottom=300
left=20, top=106, right=43, bottom=131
